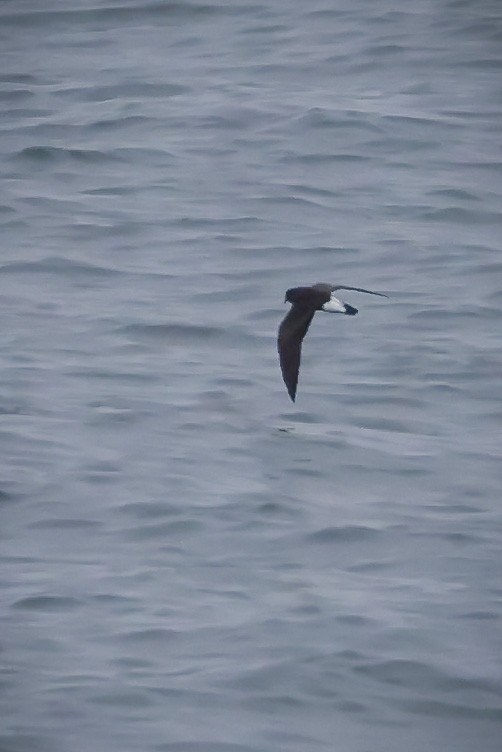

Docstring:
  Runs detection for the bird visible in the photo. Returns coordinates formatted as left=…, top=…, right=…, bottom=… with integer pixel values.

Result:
left=278, top=282, right=387, bottom=402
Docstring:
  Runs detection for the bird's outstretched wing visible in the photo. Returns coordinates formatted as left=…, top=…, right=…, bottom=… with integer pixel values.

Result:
left=277, top=305, right=316, bottom=402
left=330, top=285, right=388, bottom=298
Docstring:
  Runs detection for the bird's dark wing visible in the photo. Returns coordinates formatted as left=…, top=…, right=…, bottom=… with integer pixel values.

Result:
left=278, top=305, right=316, bottom=402
left=330, top=285, right=388, bottom=298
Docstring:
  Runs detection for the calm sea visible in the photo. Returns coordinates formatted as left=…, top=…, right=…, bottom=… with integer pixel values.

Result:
left=1, top=1, right=501, bottom=750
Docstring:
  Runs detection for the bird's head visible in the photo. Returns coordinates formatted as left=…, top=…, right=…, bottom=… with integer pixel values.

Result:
left=284, top=287, right=313, bottom=305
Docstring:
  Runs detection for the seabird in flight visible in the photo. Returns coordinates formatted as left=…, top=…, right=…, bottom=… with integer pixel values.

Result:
left=278, top=282, right=387, bottom=402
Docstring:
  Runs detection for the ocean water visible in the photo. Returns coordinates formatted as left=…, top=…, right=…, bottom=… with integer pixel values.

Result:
left=1, top=1, right=501, bottom=750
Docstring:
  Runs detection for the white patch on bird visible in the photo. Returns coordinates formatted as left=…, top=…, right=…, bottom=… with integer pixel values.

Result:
left=321, top=294, right=346, bottom=313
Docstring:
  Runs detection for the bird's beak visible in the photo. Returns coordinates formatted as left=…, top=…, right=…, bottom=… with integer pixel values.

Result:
left=284, top=295, right=288, bottom=303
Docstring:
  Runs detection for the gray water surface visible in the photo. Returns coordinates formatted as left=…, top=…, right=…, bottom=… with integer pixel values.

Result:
left=1, top=1, right=502, bottom=751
